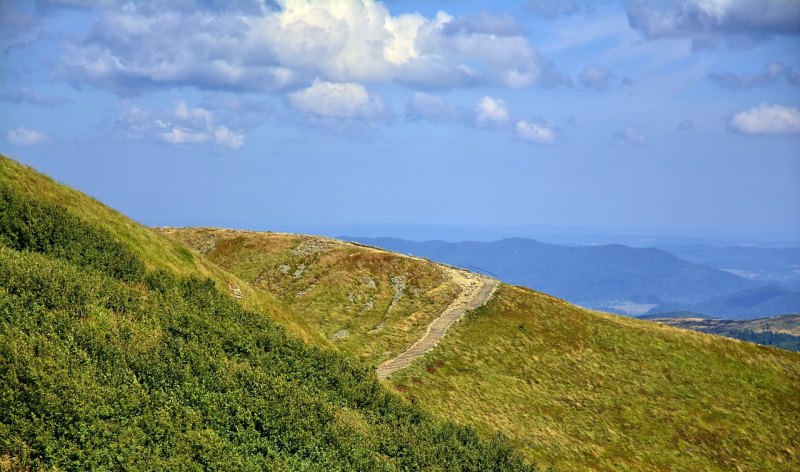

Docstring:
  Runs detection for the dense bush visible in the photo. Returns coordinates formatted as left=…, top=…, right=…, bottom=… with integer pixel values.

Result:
left=0, top=187, right=536, bottom=470
left=0, top=185, right=145, bottom=281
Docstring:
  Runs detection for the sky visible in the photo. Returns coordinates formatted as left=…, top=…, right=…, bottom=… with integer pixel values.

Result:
left=1, top=0, right=799, bottom=244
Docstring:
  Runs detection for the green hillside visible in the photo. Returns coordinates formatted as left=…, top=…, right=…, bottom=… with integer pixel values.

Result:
left=0, top=155, right=324, bottom=346
left=390, top=285, right=800, bottom=470
left=0, top=156, right=533, bottom=470
left=173, top=222, right=800, bottom=470
left=161, top=228, right=466, bottom=366
left=3, top=155, right=799, bottom=471
left=645, top=314, right=800, bottom=352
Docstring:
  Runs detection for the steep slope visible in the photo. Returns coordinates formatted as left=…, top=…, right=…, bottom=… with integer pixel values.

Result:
left=0, top=156, right=533, bottom=470
left=390, top=285, right=800, bottom=470
left=7, top=156, right=798, bottom=470
left=0, top=155, right=324, bottom=345
left=162, top=228, right=488, bottom=367
left=176, top=228, right=800, bottom=470
left=345, top=237, right=755, bottom=313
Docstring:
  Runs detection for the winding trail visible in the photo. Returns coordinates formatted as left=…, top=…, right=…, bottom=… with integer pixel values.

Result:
left=377, top=272, right=500, bottom=379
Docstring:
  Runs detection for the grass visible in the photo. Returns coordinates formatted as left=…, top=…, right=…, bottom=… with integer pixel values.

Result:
left=0, top=157, right=536, bottom=470
left=163, top=228, right=461, bottom=366
left=0, top=155, right=325, bottom=345
left=390, top=285, right=800, bottom=471
left=6, top=154, right=798, bottom=470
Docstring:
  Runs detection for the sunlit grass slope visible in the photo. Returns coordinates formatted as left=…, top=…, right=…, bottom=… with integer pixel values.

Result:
left=0, top=155, right=323, bottom=345
left=0, top=156, right=534, bottom=470
left=390, top=284, right=800, bottom=470
left=163, top=228, right=461, bottom=366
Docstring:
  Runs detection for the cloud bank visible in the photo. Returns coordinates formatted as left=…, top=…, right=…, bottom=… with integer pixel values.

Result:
left=55, top=0, right=564, bottom=95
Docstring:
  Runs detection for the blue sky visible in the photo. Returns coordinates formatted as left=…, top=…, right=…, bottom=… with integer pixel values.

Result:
left=1, top=0, right=799, bottom=243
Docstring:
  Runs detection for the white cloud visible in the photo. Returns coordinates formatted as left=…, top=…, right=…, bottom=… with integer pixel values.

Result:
left=55, top=0, right=563, bottom=94
left=729, top=103, right=800, bottom=135
left=159, top=127, right=210, bottom=145
left=516, top=120, right=556, bottom=144
left=288, top=81, right=387, bottom=119
left=613, top=127, right=646, bottom=145
left=578, top=65, right=614, bottom=90
left=107, top=99, right=250, bottom=149
left=6, top=127, right=50, bottom=146
left=214, top=126, right=246, bottom=150
left=474, top=96, right=509, bottom=127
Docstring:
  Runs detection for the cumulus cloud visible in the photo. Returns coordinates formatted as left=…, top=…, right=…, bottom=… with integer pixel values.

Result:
left=728, top=103, right=800, bottom=135
left=474, top=96, right=510, bottom=127
left=627, top=0, right=800, bottom=48
left=708, top=62, right=799, bottom=89
left=516, top=120, right=557, bottom=144
left=578, top=65, right=614, bottom=90
left=54, top=0, right=564, bottom=94
left=678, top=119, right=694, bottom=130
left=107, top=100, right=249, bottom=149
left=6, top=127, right=50, bottom=146
left=613, top=127, right=646, bottom=145
left=0, top=88, right=68, bottom=108
left=288, top=81, right=387, bottom=120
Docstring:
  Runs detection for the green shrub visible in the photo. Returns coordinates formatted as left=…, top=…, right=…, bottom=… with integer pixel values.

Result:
left=0, top=190, right=537, bottom=470
left=0, top=185, right=145, bottom=281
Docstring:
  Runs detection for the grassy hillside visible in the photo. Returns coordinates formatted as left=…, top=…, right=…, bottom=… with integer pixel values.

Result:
left=0, top=157, right=534, bottom=470
left=166, top=219, right=800, bottom=470
left=389, top=285, right=800, bottom=470
left=5, top=155, right=799, bottom=470
left=162, top=228, right=463, bottom=366
left=645, top=315, right=800, bottom=352
left=0, top=155, right=324, bottom=345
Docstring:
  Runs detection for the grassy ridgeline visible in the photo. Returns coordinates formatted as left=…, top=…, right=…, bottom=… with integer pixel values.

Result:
left=391, top=285, right=800, bottom=470
left=0, top=180, right=535, bottom=469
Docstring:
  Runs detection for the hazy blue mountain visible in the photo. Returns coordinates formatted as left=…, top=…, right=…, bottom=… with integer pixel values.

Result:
left=658, top=244, right=800, bottom=288
left=653, top=285, right=800, bottom=320
left=344, top=237, right=757, bottom=315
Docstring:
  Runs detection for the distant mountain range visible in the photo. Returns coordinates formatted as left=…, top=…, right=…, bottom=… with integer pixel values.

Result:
left=658, top=244, right=800, bottom=287
left=345, top=237, right=800, bottom=319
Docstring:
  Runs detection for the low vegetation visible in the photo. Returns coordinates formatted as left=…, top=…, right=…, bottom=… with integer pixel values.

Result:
left=648, top=315, right=800, bottom=352
left=390, top=285, right=800, bottom=470
left=3, top=155, right=798, bottom=471
left=163, top=228, right=462, bottom=366
left=0, top=178, right=535, bottom=469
